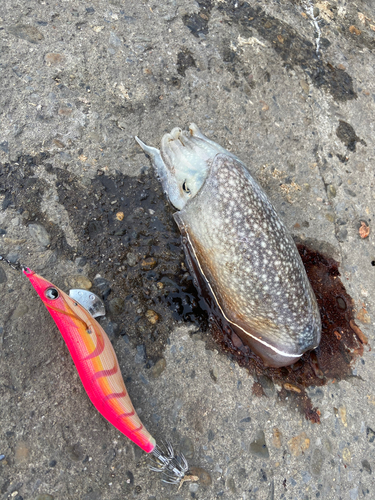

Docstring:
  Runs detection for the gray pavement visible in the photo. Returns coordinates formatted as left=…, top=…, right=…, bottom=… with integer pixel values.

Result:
left=0, top=0, right=375, bottom=499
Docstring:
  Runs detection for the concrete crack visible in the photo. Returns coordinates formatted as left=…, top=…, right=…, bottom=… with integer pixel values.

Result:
left=303, top=0, right=323, bottom=57
left=313, top=147, right=344, bottom=260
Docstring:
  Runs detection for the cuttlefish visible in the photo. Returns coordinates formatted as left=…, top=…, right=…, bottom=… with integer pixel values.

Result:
left=136, top=124, right=321, bottom=368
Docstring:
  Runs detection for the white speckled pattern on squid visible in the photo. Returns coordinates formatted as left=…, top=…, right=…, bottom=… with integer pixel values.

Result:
left=135, top=124, right=321, bottom=368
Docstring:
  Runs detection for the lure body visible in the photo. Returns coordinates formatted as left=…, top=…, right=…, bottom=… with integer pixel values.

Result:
left=136, top=125, right=321, bottom=367
left=24, top=268, right=155, bottom=453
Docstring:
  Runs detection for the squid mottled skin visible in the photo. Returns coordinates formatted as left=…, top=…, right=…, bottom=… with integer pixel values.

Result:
left=136, top=124, right=321, bottom=368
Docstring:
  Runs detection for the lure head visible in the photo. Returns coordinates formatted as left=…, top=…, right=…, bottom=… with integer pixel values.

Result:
left=23, top=268, right=64, bottom=307
left=24, top=268, right=105, bottom=319
left=135, top=123, right=237, bottom=210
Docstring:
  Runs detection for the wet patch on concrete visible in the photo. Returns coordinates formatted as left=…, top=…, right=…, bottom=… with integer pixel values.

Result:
left=54, top=167, right=209, bottom=361
left=217, top=1, right=357, bottom=102
left=0, top=154, right=74, bottom=258
left=0, top=153, right=208, bottom=365
left=1, top=154, right=50, bottom=212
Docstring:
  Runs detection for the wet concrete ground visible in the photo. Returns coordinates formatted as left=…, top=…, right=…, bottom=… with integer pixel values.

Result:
left=1, top=0, right=375, bottom=499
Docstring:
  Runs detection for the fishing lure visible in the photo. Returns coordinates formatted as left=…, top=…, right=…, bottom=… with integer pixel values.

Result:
left=0, top=256, right=188, bottom=484
left=24, top=268, right=156, bottom=451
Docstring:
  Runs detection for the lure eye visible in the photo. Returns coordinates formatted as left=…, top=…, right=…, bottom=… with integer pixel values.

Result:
left=45, top=287, right=59, bottom=300
left=182, top=181, right=190, bottom=194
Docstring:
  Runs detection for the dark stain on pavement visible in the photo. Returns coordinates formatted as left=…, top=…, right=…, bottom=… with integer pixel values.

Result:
left=336, top=120, right=367, bottom=152
left=0, top=154, right=73, bottom=258
left=55, top=166, right=209, bottom=362
left=216, top=1, right=357, bottom=102
left=182, top=0, right=214, bottom=38
left=177, top=49, right=197, bottom=77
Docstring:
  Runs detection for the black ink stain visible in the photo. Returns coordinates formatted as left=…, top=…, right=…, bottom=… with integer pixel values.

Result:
left=0, top=153, right=210, bottom=363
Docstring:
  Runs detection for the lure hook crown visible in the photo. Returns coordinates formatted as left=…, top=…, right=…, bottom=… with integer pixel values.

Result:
left=149, top=442, right=189, bottom=485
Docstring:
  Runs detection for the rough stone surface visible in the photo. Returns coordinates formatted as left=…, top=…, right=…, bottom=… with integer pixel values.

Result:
left=249, top=430, right=270, bottom=458
left=0, top=267, right=7, bottom=284
left=1, top=1, right=375, bottom=499
left=288, top=431, right=311, bottom=457
left=28, top=223, right=50, bottom=247
left=64, top=274, right=92, bottom=290
left=149, top=358, right=167, bottom=379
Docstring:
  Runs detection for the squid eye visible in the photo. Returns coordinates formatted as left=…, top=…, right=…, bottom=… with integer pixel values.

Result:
left=182, top=181, right=190, bottom=194
left=45, top=287, right=59, bottom=300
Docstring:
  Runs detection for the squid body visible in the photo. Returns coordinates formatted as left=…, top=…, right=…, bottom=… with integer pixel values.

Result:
left=136, top=124, right=322, bottom=368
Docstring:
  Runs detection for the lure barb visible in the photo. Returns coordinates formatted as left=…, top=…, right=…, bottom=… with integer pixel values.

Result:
left=149, top=442, right=189, bottom=485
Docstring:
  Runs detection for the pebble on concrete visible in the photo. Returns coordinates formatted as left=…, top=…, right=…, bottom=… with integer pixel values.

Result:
left=108, top=297, right=124, bottom=316
left=249, top=430, right=269, bottom=458
left=189, top=466, right=212, bottom=487
left=8, top=24, right=44, bottom=43
left=342, top=447, right=351, bottom=465
left=149, top=358, right=166, bottom=379
left=180, top=436, right=195, bottom=460
left=28, top=223, right=50, bottom=247
left=361, top=459, right=372, bottom=474
left=311, top=448, right=324, bottom=477
left=45, top=53, right=66, bottom=65
left=145, top=309, right=159, bottom=324
left=272, top=427, right=282, bottom=449
left=14, top=441, right=30, bottom=464
left=64, top=275, right=92, bottom=290
left=141, top=257, right=157, bottom=270
left=287, top=432, right=310, bottom=457
left=126, top=252, right=138, bottom=267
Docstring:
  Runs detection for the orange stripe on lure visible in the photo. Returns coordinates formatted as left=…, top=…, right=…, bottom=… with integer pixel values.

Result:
left=23, top=268, right=156, bottom=453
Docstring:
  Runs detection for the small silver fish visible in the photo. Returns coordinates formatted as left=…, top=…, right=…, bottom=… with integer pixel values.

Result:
left=136, top=124, right=321, bottom=367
